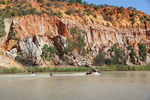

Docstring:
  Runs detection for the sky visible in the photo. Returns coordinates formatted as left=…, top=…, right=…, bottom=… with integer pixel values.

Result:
left=84, top=0, right=150, bottom=15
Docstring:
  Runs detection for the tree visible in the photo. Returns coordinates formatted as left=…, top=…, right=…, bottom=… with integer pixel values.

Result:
left=127, top=6, right=134, bottom=10
left=93, top=52, right=105, bottom=66
left=127, top=45, right=136, bottom=63
left=108, top=43, right=126, bottom=65
left=64, top=26, right=86, bottom=55
left=139, top=43, right=147, bottom=61
left=41, top=44, right=56, bottom=60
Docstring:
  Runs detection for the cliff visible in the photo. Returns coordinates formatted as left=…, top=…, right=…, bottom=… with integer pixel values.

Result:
left=0, top=0, right=150, bottom=68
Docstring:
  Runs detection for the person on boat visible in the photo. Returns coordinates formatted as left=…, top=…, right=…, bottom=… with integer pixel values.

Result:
left=91, top=69, right=96, bottom=73
left=32, top=71, right=34, bottom=74
left=50, top=72, right=52, bottom=76
left=86, top=69, right=101, bottom=75
left=86, top=69, right=95, bottom=75
left=95, top=69, right=101, bottom=73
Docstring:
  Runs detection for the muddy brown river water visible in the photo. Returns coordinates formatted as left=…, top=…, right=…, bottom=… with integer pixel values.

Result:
left=0, top=71, right=150, bottom=100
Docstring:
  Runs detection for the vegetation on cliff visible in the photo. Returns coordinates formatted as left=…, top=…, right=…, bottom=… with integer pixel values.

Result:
left=93, top=43, right=148, bottom=66
left=41, top=44, right=56, bottom=60
left=0, top=9, right=6, bottom=37
left=64, top=26, right=86, bottom=55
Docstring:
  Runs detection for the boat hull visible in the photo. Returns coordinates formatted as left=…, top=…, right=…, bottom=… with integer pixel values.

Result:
left=86, top=72, right=101, bottom=75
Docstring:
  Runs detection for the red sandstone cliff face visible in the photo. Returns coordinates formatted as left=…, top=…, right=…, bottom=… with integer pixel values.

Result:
left=1, top=15, right=150, bottom=61
left=2, top=15, right=149, bottom=49
left=0, top=1, right=150, bottom=67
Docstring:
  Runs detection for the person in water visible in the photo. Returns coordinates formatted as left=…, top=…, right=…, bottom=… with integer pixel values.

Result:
left=50, top=72, right=52, bottom=76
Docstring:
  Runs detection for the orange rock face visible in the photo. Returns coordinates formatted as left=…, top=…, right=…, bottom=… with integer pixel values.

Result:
left=0, top=1, right=150, bottom=66
left=1, top=15, right=149, bottom=52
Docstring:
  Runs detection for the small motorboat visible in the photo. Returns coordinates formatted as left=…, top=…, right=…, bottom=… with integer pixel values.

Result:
left=86, top=69, right=101, bottom=75
left=86, top=71, right=101, bottom=75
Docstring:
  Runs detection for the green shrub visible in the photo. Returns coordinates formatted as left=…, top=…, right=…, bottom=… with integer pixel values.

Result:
left=108, top=43, right=126, bottom=65
left=140, top=15, right=150, bottom=22
left=11, top=67, right=20, bottom=73
left=27, top=67, right=36, bottom=72
left=106, top=23, right=110, bottom=27
left=64, top=26, right=86, bottom=55
left=41, top=9, right=47, bottom=13
left=103, top=14, right=109, bottom=21
left=35, top=11, right=41, bottom=16
left=46, top=2, right=51, bottom=6
left=130, top=13, right=137, bottom=17
left=108, top=11, right=113, bottom=15
left=0, top=69, right=3, bottom=73
left=5, top=6, right=11, bottom=9
left=3, top=69, right=11, bottom=73
left=139, top=43, right=147, bottom=61
left=93, top=6, right=100, bottom=11
left=93, top=52, right=106, bottom=66
left=0, top=14, right=6, bottom=37
left=86, top=9, right=93, bottom=16
left=20, top=9, right=28, bottom=15
left=119, top=9, right=124, bottom=13
left=11, top=11, right=17, bottom=16
left=37, top=0, right=43, bottom=3
left=65, top=10, right=72, bottom=15
left=97, top=65, right=150, bottom=71
left=45, top=7, right=52, bottom=11
left=93, top=14, right=97, bottom=18
left=43, top=67, right=50, bottom=72
left=8, top=29, right=18, bottom=40
left=3, top=67, right=22, bottom=73
left=12, top=7, right=18, bottom=11
left=53, top=11, right=62, bottom=17
left=41, top=44, right=56, bottom=60
left=28, top=8, right=36, bottom=15
left=127, top=6, right=134, bottom=10
left=54, top=3, right=61, bottom=8
left=50, top=67, right=90, bottom=72
left=1, top=0, right=6, bottom=4
left=127, top=45, right=137, bottom=63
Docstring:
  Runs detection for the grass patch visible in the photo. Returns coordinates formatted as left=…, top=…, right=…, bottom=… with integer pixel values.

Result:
left=1, top=65, right=150, bottom=74
left=50, top=67, right=90, bottom=72
left=98, top=65, right=150, bottom=71
left=3, top=67, right=23, bottom=73
left=27, top=67, right=90, bottom=72
left=27, top=67, right=49, bottom=72
left=0, top=69, right=3, bottom=73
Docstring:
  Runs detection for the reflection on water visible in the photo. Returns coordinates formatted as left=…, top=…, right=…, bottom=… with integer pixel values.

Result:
left=0, top=71, right=150, bottom=100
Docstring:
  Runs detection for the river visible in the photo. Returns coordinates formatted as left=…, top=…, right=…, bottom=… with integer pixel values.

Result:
left=0, top=71, right=150, bottom=100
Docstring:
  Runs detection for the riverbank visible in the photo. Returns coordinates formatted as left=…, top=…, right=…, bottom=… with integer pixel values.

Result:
left=0, top=65, right=150, bottom=73
left=0, top=67, right=91, bottom=74
left=98, top=65, right=150, bottom=71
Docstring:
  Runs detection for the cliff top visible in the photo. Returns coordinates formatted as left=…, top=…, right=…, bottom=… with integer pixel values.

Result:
left=0, top=0, right=150, bottom=29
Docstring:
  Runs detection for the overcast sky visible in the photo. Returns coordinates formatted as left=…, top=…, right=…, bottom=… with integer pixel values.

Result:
left=84, top=0, right=150, bottom=15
